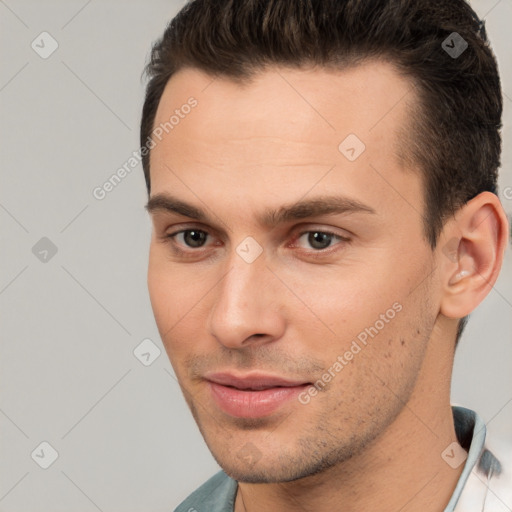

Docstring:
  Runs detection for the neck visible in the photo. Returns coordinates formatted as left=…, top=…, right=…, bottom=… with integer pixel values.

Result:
left=235, top=323, right=464, bottom=512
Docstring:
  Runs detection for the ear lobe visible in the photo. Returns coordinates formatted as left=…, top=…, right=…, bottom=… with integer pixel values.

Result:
left=439, top=192, right=509, bottom=320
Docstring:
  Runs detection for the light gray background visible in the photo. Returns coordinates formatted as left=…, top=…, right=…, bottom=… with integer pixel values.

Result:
left=1, top=1, right=511, bottom=511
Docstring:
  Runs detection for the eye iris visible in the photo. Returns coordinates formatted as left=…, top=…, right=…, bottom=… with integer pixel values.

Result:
left=184, top=230, right=207, bottom=247
left=308, top=232, right=332, bottom=249
left=180, top=231, right=335, bottom=250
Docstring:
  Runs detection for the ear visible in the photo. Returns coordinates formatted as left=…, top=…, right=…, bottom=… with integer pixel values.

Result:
left=438, top=191, right=509, bottom=319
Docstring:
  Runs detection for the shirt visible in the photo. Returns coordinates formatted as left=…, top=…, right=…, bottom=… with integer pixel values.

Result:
left=174, top=405, right=510, bottom=512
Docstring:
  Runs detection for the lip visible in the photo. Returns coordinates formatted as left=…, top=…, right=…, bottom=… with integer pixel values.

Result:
left=205, top=372, right=311, bottom=418
left=205, top=372, right=309, bottom=390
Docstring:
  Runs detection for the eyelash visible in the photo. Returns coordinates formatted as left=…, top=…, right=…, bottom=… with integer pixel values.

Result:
left=163, top=228, right=351, bottom=259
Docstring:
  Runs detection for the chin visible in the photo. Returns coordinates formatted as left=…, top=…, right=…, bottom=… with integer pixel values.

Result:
left=222, top=465, right=307, bottom=484
left=212, top=449, right=345, bottom=484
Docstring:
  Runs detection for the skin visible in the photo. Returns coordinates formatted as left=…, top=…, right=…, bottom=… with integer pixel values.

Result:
left=146, top=61, right=509, bottom=511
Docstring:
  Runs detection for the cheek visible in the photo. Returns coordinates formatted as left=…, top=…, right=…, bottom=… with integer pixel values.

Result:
left=147, top=252, right=204, bottom=353
left=148, top=261, right=174, bottom=331
left=281, top=255, right=433, bottom=381
left=281, top=266, right=404, bottom=344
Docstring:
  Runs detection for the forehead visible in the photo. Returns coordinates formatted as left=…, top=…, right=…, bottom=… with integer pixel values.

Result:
left=149, top=61, right=422, bottom=227
left=153, top=60, right=415, bottom=145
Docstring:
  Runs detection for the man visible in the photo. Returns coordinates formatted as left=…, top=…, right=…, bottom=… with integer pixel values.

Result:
left=141, top=0, right=510, bottom=510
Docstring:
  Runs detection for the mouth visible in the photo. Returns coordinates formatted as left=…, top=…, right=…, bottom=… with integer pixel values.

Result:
left=204, top=372, right=312, bottom=418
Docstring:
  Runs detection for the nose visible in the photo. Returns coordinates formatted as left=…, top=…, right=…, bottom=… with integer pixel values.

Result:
left=207, top=249, right=286, bottom=349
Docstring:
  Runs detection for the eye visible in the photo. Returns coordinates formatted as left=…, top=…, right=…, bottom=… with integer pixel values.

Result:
left=167, top=229, right=210, bottom=248
left=294, top=230, right=349, bottom=251
left=163, top=227, right=350, bottom=258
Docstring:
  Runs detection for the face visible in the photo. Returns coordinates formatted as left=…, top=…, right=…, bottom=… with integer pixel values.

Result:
left=146, top=62, right=441, bottom=483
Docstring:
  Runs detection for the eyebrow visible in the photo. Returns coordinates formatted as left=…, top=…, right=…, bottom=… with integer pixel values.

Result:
left=145, top=192, right=376, bottom=228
